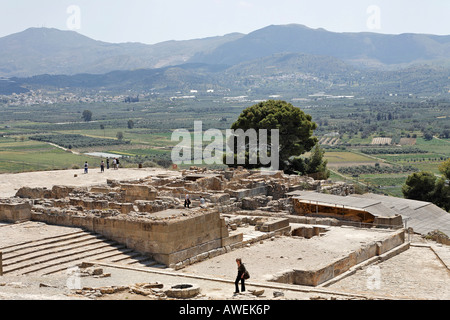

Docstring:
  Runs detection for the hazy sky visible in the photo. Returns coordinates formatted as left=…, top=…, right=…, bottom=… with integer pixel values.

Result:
left=1, top=0, right=449, bottom=44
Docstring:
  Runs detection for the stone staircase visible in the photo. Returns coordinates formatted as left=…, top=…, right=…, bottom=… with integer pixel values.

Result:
left=0, top=229, right=165, bottom=276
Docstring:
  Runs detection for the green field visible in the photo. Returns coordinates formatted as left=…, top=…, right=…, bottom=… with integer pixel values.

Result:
left=0, top=137, right=98, bottom=173
left=415, top=137, right=450, bottom=156
left=0, top=94, right=448, bottom=203
left=322, top=143, right=448, bottom=197
left=323, top=151, right=378, bottom=165
left=357, top=174, right=410, bottom=198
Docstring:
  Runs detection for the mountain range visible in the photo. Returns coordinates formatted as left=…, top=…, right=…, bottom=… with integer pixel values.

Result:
left=1, top=24, right=449, bottom=96
left=0, top=27, right=243, bottom=77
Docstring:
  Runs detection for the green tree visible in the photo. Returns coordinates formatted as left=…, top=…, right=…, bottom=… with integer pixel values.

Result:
left=116, top=131, right=124, bottom=141
left=432, top=178, right=450, bottom=212
left=286, top=144, right=330, bottom=179
left=82, top=110, right=93, bottom=122
left=305, top=144, right=330, bottom=179
left=402, top=171, right=437, bottom=202
left=438, top=158, right=450, bottom=180
left=227, top=100, right=318, bottom=171
left=127, top=120, right=135, bottom=129
left=423, top=131, right=433, bottom=141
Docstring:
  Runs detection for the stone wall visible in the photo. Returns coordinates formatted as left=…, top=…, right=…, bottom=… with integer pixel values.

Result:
left=15, top=186, right=78, bottom=199
left=226, top=186, right=267, bottom=200
left=120, top=184, right=157, bottom=202
left=0, top=200, right=32, bottom=223
left=30, top=209, right=233, bottom=266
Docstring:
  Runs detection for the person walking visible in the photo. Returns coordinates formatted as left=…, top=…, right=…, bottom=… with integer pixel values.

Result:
left=184, top=194, right=191, bottom=208
left=234, top=258, right=248, bottom=294
left=100, top=160, right=105, bottom=173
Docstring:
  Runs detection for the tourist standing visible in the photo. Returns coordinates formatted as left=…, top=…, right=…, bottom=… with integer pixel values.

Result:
left=84, top=161, right=89, bottom=174
left=100, top=160, right=105, bottom=173
left=106, top=158, right=110, bottom=170
left=234, top=258, right=248, bottom=294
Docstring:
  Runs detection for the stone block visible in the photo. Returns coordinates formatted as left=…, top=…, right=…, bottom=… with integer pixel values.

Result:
left=210, top=193, right=230, bottom=203
left=15, top=187, right=52, bottom=199
left=0, top=201, right=32, bottom=223
left=120, top=184, right=157, bottom=202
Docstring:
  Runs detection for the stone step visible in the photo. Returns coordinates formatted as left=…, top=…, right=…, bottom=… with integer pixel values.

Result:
left=127, top=257, right=159, bottom=267
left=5, top=241, right=122, bottom=275
left=2, top=228, right=167, bottom=276
left=107, top=251, right=146, bottom=263
left=41, top=248, right=140, bottom=276
left=2, top=237, right=113, bottom=267
left=40, top=246, right=167, bottom=275
left=0, top=230, right=86, bottom=252
left=2, top=233, right=108, bottom=262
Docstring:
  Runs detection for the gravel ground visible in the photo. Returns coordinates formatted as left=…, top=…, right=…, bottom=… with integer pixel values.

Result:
left=0, top=168, right=180, bottom=198
left=326, top=245, right=450, bottom=299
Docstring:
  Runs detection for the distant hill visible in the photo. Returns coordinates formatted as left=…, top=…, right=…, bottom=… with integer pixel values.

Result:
left=0, top=78, right=28, bottom=95
left=189, top=24, right=450, bottom=68
left=12, top=63, right=229, bottom=92
left=0, top=27, right=243, bottom=77
left=1, top=25, right=450, bottom=79
left=1, top=24, right=449, bottom=96
left=5, top=52, right=449, bottom=97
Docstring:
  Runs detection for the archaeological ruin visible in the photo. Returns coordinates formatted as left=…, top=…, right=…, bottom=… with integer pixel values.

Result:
left=1, top=166, right=449, bottom=300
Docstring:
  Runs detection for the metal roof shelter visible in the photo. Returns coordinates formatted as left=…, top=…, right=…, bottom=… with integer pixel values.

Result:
left=291, top=191, right=398, bottom=216
left=351, top=193, right=450, bottom=236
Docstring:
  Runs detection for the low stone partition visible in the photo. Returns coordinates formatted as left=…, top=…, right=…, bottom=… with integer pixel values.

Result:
left=258, top=218, right=290, bottom=233
left=109, top=203, right=134, bottom=214
left=15, top=186, right=78, bottom=199
left=120, top=184, right=157, bottom=202
left=0, top=200, right=32, bottom=223
left=69, top=198, right=109, bottom=210
left=227, top=186, right=267, bottom=201
left=270, top=229, right=406, bottom=287
left=134, top=199, right=178, bottom=213
left=30, top=208, right=235, bottom=267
